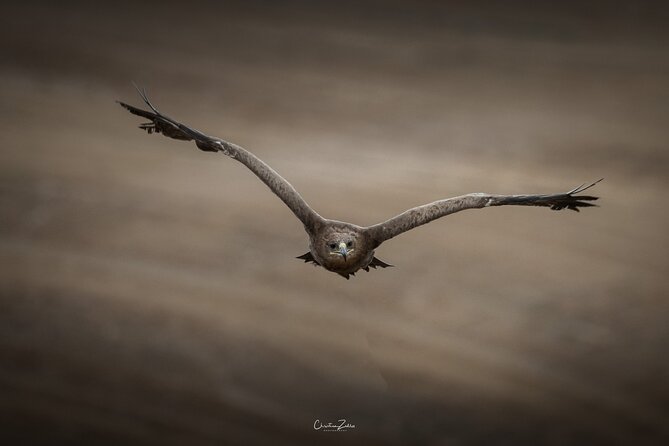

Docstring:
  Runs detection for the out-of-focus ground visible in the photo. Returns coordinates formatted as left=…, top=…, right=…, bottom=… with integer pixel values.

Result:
left=1, top=1, right=668, bottom=444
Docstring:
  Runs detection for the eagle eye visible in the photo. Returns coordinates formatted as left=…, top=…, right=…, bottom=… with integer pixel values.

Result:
left=347, top=241, right=353, bottom=247
left=329, top=243, right=336, bottom=249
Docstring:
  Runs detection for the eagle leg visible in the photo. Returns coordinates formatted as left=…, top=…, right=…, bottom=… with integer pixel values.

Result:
left=368, top=256, right=393, bottom=269
left=296, top=252, right=320, bottom=266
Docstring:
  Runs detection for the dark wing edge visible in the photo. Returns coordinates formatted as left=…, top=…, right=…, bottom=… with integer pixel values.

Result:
left=490, top=178, right=602, bottom=211
left=365, top=179, right=602, bottom=244
left=118, top=85, right=325, bottom=231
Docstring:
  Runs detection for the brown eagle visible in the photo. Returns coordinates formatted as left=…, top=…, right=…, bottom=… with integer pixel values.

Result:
left=119, top=86, right=601, bottom=279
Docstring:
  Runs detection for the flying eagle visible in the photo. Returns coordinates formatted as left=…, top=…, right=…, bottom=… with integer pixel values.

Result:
left=118, top=87, right=601, bottom=279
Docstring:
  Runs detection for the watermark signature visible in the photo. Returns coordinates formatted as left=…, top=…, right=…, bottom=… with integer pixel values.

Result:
left=313, top=419, right=356, bottom=432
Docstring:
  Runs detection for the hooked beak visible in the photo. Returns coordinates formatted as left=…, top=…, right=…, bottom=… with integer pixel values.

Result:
left=338, top=242, right=348, bottom=261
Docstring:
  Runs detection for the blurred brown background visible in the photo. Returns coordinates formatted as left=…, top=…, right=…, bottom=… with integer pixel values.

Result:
left=1, top=1, right=668, bottom=445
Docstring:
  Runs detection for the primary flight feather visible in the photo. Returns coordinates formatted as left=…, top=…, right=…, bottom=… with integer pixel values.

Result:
left=118, top=86, right=601, bottom=279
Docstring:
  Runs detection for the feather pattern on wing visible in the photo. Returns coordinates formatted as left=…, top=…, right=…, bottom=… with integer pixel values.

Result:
left=366, top=180, right=602, bottom=243
left=118, top=86, right=324, bottom=232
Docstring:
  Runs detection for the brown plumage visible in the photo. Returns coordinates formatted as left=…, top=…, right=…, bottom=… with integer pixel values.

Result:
left=118, top=86, right=601, bottom=279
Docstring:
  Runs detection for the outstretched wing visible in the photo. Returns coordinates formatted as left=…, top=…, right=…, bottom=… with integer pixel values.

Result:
left=366, top=180, right=602, bottom=244
left=118, top=86, right=324, bottom=232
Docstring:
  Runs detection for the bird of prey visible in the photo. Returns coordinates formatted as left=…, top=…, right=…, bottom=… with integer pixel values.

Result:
left=119, top=87, right=601, bottom=279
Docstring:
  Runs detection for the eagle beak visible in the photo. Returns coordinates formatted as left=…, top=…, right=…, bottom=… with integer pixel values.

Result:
left=338, top=242, right=348, bottom=261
